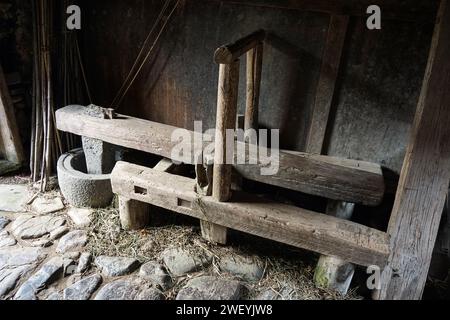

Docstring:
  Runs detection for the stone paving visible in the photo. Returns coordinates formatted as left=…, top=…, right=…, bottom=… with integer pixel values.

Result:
left=0, top=181, right=358, bottom=301
left=0, top=183, right=272, bottom=301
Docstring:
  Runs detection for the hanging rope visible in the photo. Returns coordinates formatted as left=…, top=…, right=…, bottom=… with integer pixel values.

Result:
left=111, top=0, right=181, bottom=109
left=110, top=0, right=172, bottom=107
left=75, top=36, right=92, bottom=104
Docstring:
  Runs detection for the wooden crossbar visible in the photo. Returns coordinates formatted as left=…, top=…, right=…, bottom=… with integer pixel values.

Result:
left=111, top=161, right=390, bottom=267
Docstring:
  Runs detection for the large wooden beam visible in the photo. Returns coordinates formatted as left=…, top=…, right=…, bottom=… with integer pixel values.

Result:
left=0, top=63, right=24, bottom=164
left=56, top=105, right=384, bottom=205
left=111, top=161, right=390, bottom=267
left=378, top=0, right=450, bottom=300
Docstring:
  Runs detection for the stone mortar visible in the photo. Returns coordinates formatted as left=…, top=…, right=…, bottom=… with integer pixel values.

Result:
left=57, top=148, right=113, bottom=208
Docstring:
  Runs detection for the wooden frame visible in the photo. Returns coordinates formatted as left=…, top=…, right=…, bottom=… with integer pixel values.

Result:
left=57, top=0, right=450, bottom=299
left=56, top=105, right=385, bottom=206
left=111, top=161, right=389, bottom=267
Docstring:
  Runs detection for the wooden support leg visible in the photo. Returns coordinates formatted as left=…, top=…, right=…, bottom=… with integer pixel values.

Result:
left=118, top=158, right=175, bottom=230
left=377, top=0, right=450, bottom=300
left=200, top=61, right=240, bottom=245
left=196, top=153, right=227, bottom=243
left=200, top=220, right=227, bottom=245
left=314, top=201, right=355, bottom=295
left=119, top=196, right=150, bottom=230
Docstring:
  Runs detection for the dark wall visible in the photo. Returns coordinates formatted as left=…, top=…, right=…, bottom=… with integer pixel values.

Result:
left=0, top=0, right=32, bottom=157
left=80, top=0, right=436, bottom=173
left=327, top=18, right=434, bottom=171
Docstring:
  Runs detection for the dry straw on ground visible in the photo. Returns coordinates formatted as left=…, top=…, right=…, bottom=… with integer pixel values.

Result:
left=86, top=206, right=361, bottom=300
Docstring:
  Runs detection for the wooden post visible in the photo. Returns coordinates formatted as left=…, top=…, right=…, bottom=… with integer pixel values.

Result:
left=201, top=61, right=239, bottom=245
left=212, top=61, right=240, bottom=201
left=118, top=158, right=174, bottom=230
left=378, top=0, right=450, bottom=300
left=314, top=201, right=355, bottom=295
left=119, top=196, right=151, bottom=230
left=304, top=15, right=353, bottom=295
left=0, top=63, right=24, bottom=165
left=306, top=15, right=348, bottom=155
left=245, top=43, right=263, bottom=132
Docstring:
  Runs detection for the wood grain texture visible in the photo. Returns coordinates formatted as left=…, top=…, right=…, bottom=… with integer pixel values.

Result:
left=0, top=63, right=24, bottom=164
left=306, top=15, right=348, bottom=155
left=118, top=158, right=176, bottom=230
left=213, top=62, right=240, bottom=202
left=111, top=161, right=390, bottom=267
left=119, top=196, right=151, bottom=230
left=378, top=0, right=450, bottom=300
left=56, top=105, right=385, bottom=205
left=245, top=43, right=263, bottom=131
left=200, top=220, right=228, bottom=244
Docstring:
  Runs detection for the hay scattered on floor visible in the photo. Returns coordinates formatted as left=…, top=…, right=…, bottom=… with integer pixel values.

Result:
left=86, top=206, right=362, bottom=300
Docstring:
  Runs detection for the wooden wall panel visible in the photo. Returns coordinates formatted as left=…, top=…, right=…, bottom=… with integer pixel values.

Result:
left=80, top=0, right=437, bottom=172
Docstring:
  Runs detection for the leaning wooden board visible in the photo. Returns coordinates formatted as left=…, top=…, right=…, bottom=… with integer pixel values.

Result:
left=111, top=161, right=390, bottom=267
left=0, top=64, right=24, bottom=164
left=56, top=104, right=385, bottom=205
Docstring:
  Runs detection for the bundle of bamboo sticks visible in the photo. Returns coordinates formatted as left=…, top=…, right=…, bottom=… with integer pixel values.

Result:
left=30, top=0, right=83, bottom=190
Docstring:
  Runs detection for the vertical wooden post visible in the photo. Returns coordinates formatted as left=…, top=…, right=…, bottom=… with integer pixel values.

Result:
left=118, top=158, right=174, bottom=230
left=245, top=43, right=263, bottom=132
left=378, top=0, right=450, bottom=300
left=305, top=15, right=348, bottom=155
left=304, top=15, right=353, bottom=295
left=0, top=63, right=25, bottom=165
left=314, top=201, right=355, bottom=295
left=212, top=61, right=240, bottom=201
left=201, top=61, right=240, bottom=245
left=119, top=196, right=151, bottom=230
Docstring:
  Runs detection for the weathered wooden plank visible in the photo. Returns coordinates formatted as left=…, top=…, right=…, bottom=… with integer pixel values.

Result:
left=0, top=63, right=24, bottom=164
left=56, top=105, right=384, bottom=205
left=213, top=62, right=240, bottom=202
left=306, top=15, right=349, bottom=155
left=235, top=147, right=384, bottom=206
left=111, top=162, right=390, bottom=267
left=378, top=0, right=450, bottom=300
left=245, top=43, right=263, bottom=131
left=214, top=30, right=266, bottom=64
